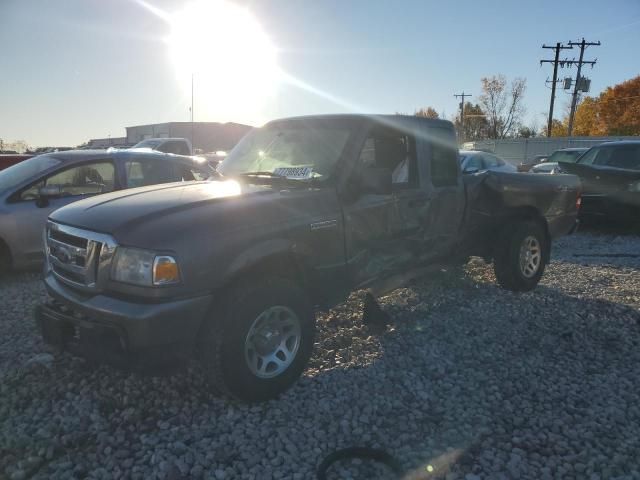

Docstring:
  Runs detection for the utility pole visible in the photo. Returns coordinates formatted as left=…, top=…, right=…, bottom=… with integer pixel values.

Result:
left=540, top=42, right=573, bottom=137
left=453, top=92, right=472, bottom=140
left=567, top=38, right=600, bottom=136
left=191, top=73, right=195, bottom=149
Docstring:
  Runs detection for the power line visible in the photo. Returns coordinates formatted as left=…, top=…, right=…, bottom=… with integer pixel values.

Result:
left=453, top=92, right=472, bottom=141
left=566, top=38, right=600, bottom=136
left=540, top=42, right=573, bottom=137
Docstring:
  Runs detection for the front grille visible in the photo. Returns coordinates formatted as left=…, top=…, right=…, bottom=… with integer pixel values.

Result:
left=46, top=221, right=117, bottom=291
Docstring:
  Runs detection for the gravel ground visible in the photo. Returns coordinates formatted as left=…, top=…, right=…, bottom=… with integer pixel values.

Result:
left=1, top=231, right=640, bottom=480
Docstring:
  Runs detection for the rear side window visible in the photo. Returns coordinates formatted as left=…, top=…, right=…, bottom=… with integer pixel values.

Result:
left=599, top=145, right=640, bottom=170
left=428, top=127, right=458, bottom=186
left=125, top=159, right=180, bottom=188
left=159, top=141, right=190, bottom=156
left=581, top=145, right=640, bottom=170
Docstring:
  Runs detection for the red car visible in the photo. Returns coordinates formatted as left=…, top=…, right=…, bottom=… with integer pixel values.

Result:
left=0, top=154, right=33, bottom=171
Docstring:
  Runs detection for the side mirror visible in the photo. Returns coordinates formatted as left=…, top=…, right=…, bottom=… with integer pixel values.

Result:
left=463, top=166, right=479, bottom=174
left=36, top=185, right=61, bottom=208
left=39, top=185, right=61, bottom=198
left=360, top=167, right=392, bottom=195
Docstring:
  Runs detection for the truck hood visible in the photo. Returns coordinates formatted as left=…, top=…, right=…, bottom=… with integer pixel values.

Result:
left=49, top=180, right=274, bottom=237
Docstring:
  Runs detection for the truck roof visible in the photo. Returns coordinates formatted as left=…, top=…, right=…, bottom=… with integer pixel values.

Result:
left=266, top=113, right=454, bottom=129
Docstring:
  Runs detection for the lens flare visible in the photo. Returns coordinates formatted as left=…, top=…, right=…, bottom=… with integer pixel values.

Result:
left=166, top=0, right=278, bottom=123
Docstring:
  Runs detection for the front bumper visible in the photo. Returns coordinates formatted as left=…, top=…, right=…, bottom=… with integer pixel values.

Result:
left=37, top=272, right=212, bottom=358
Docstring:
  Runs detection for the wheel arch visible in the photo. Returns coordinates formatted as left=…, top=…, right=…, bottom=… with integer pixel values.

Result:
left=221, top=239, right=317, bottom=302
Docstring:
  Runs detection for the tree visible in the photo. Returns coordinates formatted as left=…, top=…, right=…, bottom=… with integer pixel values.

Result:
left=414, top=107, right=439, bottom=119
left=479, top=75, right=527, bottom=139
left=550, top=119, right=567, bottom=137
left=517, top=126, right=536, bottom=138
left=453, top=102, right=489, bottom=141
left=597, top=75, right=640, bottom=135
left=572, top=96, right=605, bottom=136
left=562, top=75, right=640, bottom=136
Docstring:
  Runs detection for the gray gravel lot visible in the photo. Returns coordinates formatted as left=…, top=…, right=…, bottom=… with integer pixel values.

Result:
left=1, top=231, right=640, bottom=480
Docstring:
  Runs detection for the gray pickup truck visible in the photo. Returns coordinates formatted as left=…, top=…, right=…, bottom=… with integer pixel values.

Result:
left=36, top=115, right=580, bottom=401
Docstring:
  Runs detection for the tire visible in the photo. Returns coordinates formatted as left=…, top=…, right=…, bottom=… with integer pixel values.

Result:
left=198, top=276, right=315, bottom=402
left=493, top=220, right=549, bottom=292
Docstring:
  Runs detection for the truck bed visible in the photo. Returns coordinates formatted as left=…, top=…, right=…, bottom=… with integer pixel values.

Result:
left=457, top=171, right=580, bottom=257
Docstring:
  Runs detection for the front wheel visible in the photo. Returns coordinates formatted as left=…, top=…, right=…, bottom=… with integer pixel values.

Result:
left=493, top=220, right=549, bottom=292
left=198, top=277, right=315, bottom=402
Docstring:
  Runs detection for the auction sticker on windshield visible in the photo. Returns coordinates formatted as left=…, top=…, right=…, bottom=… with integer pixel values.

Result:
left=273, top=166, right=313, bottom=179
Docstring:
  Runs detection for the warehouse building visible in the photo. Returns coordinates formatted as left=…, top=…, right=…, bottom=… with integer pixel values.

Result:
left=125, top=122, right=251, bottom=153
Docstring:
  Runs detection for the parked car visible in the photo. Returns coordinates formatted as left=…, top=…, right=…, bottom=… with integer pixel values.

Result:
left=518, top=154, right=547, bottom=172
left=530, top=148, right=588, bottom=174
left=36, top=114, right=579, bottom=401
left=0, top=149, right=213, bottom=271
left=131, top=138, right=193, bottom=156
left=561, top=141, right=640, bottom=223
left=0, top=154, right=34, bottom=171
left=459, top=150, right=517, bottom=174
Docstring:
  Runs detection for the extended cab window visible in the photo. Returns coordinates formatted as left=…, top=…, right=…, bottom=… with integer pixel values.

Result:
left=359, top=129, right=417, bottom=188
left=429, top=128, right=458, bottom=187
left=20, top=161, right=115, bottom=200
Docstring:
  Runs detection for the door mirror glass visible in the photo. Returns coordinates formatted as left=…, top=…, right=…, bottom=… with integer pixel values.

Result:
left=360, top=167, right=392, bottom=195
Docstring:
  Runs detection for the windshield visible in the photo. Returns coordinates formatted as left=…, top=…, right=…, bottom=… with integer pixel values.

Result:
left=0, top=155, right=60, bottom=192
left=578, top=144, right=640, bottom=170
left=218, top=122, right=353, bottom=180
left=133, top=139, right=163, bottom=149
left=548, top=150, right=586, bottom=164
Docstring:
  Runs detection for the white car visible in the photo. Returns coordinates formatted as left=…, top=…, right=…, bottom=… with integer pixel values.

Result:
left=459, top=150, right=517, bottom=174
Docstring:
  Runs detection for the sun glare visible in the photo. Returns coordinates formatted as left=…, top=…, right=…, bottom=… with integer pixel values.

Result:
left=167, top=0, right=278, bottom=124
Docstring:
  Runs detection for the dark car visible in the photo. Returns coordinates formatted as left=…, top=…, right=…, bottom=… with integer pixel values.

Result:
left=0, top=149, right=213, bottom=271
left=0, top=153, right=34, bottom=171
left=561, top=141, right=640, bottom=223
left=530, top=148, right=589, bottom=174
left=36, top=114, right=579, bottom=401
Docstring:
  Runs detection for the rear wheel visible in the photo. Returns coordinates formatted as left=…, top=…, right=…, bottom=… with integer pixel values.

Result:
left=198, top=277, right=315, bottom=402
left=493, top=220, right=548, bottom=292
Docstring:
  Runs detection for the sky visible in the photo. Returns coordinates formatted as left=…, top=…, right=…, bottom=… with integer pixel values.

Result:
left=1, top=0, right=639, bottom=147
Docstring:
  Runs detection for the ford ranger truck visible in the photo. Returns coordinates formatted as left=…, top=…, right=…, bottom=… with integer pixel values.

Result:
left=36, top=115, right=580, bottom=401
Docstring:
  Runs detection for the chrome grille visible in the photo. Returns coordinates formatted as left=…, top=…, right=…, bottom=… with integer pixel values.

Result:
left=46, top=221, right=118, bottom=291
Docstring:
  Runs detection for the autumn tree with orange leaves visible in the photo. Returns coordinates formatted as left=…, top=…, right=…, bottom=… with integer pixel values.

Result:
left=554, top=75, right=640, bottom=136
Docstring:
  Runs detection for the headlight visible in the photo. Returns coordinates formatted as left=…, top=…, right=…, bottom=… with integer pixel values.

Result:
left=111, top=247, right=180, bottom=286
left=628, top=181, right=640, bottom=192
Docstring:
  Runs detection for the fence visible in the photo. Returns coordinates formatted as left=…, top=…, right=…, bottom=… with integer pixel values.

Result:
left=462, top=136, right=639, bottom=165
